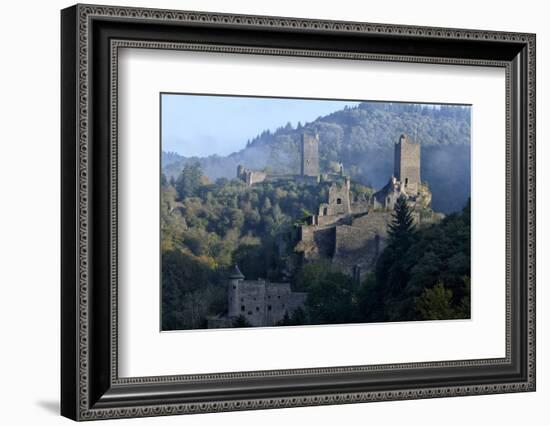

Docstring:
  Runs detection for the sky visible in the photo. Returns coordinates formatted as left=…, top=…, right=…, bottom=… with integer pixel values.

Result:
left=161, top=94, right=361, bottom=157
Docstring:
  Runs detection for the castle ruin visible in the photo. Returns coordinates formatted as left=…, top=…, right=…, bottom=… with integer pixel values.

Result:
left=237, top=132, right=322, bottom=186
left=211, top=131, right=442, bottom=327
left=295, top=133, right=439, bottom=282
left=236, top=165, right=267, bottom=186
left=372, top=133, right=430, bottom=211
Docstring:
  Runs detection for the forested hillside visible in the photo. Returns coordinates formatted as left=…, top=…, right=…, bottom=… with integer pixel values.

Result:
left=163, top=102, right=471, bottom=213
left=161, top=162, right=471, bottom=330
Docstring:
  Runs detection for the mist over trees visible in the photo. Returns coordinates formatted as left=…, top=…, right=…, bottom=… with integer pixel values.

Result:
left=162, top=102, right=471, bottom=214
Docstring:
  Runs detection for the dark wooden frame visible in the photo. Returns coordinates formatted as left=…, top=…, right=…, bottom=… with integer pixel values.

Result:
left=61, top=3, right=536, bottom=421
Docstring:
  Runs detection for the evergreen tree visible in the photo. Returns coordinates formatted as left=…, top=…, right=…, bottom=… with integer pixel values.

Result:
left=388, top=195, right=416, bottom=242
left=175, top=161, right=203, bottom=200
left=232, top=315, right=251, bottom=328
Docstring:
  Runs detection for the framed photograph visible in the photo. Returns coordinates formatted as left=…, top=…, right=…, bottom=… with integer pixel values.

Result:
left=61, top=4, right=536, bottom=421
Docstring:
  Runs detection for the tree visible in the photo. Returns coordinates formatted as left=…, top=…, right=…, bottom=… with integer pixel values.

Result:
left=301, top=262, right=359, bottom=324
left=374, top=196, right=417, bottom=301
left=175, top=161, right=203, bottom=200
left=388, top=195, right=416, bottom=242
left=232, top=315, right=252, bottom=328
left=276, top=307, right=308, bottom=326
left=416, top=282, right=456, bottom=320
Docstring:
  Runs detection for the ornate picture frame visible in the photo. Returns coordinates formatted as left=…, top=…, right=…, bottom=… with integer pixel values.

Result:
left=61, top=4, right=536, bottom=421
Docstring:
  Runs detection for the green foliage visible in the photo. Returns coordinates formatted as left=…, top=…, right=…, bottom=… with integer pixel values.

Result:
left=415, top=282, right=455, bottom=320
left=415, top=280, right=470, bottom=320
left=388, top=196, right=416, bottom=242
left=375, top=196, right=417, bottom=306
left=161, top=250, right=226, bottom=330
left=162, top=145, right=471, bottom=329
left=232, top=315, right=252, bottom=328
left=175, top=161, right=203, bottom=199
left=275, top=307, right=308, bottom=326
left=161, top=167, right=346, bottom=329
left=363, top=200, right=471, bottom=322
left=300, top=262, right=360, bottom=324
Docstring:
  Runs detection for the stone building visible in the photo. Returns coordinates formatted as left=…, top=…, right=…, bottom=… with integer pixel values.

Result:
left=208, top=265, right=307, bottom=328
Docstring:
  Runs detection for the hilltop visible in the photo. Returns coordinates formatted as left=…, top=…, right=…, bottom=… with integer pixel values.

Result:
left=162, top=102, right=471, bottom=213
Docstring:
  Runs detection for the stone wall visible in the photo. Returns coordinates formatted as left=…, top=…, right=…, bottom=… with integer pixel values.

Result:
left=237, top=166, right=267, bottom=186
left=227, top=279, right=307, bottom=327
left=332, top=211, right=393, bottom=277
left=296, top=225, right=336, bottom=260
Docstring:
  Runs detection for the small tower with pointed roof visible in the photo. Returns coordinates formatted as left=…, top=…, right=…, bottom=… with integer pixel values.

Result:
left=227, top=265, right=245, bottom=318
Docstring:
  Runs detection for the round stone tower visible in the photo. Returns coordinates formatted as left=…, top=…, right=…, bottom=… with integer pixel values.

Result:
left=227, top=264, right=245, bottom=318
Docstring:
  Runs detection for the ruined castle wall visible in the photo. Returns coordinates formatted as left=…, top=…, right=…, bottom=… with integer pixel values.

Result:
left=350, top=201, right=370, bottom=215
left=326, top=184, right=351, bottom=215
left=299, top=225, right=315, bottom=245
left=301, top=134, right=319, bottom=177
left=297, top=224, right=336, bottom=261
left=237, top=166, right=267, bottom=186
left=294, top=175, right=320, bottom=185
left=332, top=212, right=393, bottom=276
left=316, top=212, right=347, bottom=227
left=334, top=225, right=367, bottom=253
left=352, top=211, right=392, bottom=235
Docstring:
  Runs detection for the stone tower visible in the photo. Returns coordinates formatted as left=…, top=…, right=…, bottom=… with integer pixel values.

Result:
left=394, top=133, right=420, bottom=188
left=301, top=133, right=320, bottom=177
left=227, top=264, right=245, bottom=318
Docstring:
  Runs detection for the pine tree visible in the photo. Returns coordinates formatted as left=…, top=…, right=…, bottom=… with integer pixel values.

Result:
left=388, top=195, right=416, bottom=242
left=232, top=315, right=251, bottom=328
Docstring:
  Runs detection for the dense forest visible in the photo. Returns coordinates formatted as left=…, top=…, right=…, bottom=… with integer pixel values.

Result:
left=161, top=162, right=470, bottom=330
left=163, top=102, right=471, bottom=213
